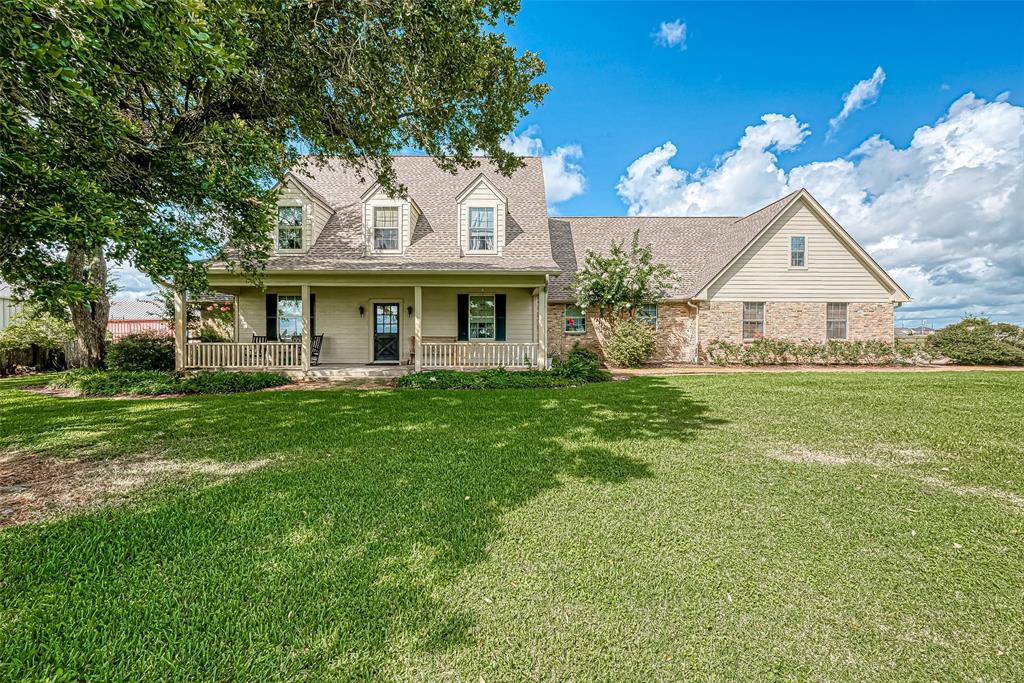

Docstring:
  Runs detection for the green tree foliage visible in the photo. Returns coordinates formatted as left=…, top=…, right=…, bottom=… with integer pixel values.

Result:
left=0, top=303, right=75, bottom=352
left=927, top=317, right=1024, bottom=365
left=571, top=230, right=677, bottom=320
left=1, top=0, right=547, bottom=364
left=106, top=332, right=176, bottom=372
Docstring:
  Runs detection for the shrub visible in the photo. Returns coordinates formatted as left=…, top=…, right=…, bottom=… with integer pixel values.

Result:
left=48, top=369, right=179, bottom=396
left=397, top=355, right=610, bottom=390
left=703, top=337, right=936, bottom=366
left=928, top=317, right=1024, bottom=365
left=47, top=369, right=290, bottom=396
left=198, top=327, right=231, bottom=343
left=106, top=332, right=175, bottom=371
left=551, top=342, right=610, bottom=383
left=179, top=371, right=290, bottom=394
left=604, top=318, right=656, bottom=368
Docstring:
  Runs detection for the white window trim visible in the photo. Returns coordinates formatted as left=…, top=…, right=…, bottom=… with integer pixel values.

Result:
left=826, top=302, right=849, bottom=341
left=468, top=294, right=496, bottom=341
left=564, top=304, right=586, bottom=334
left=462, top=204, right=501, bottom=258
left=276, top=204, right=305, bottom=252
left=466, top=205, right=498, bottom=254
left=371, top=204, right=403, bottom=254
left=742, top=302, right=765, bottom=341
left=789, top=235, right=807, bottom=270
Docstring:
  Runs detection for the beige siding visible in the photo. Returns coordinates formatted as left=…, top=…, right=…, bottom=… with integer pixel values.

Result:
left=363, top=187, right=412, bottom=255
left=708, top=200, right=893, bottom=302
left=237, top=286, right=536, bottom=364
left=458, top=180, right=506, bottom=255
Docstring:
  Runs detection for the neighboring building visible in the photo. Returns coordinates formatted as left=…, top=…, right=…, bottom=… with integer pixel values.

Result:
left=178, top=156, right=909, bottom=374
left=0, top=282, right=18, bottom=332
left=108, top=300, right=170, bottom=341
left=896, top=326, right=936, bottom=338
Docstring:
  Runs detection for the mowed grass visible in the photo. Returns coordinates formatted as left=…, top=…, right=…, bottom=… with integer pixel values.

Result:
left=1, top=372, right=1022, bottom=681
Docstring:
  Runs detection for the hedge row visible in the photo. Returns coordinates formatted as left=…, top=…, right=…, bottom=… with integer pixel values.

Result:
left=48, top=369, right=290, bottom=396
left=703, top=338, right=939, bottom=366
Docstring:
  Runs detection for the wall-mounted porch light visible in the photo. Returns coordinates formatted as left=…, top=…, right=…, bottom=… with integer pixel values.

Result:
left=407, top=305, right=414, bottom=317
left=358, top=305, right=365, bottom=318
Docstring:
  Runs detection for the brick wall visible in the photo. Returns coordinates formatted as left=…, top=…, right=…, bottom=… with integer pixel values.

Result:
left=699, top=300, right=895, bottom=346
left=546, top=302, right=698, bottom=364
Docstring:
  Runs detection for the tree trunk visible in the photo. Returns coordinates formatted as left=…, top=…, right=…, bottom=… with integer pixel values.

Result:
left=66, top=245, right=111, bottom=368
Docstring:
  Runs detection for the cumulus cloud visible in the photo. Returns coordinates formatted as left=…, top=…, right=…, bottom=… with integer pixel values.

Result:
left=828, top=66, right=886, bottom=138
left=503, top=128, right=586, bottom=205
left=653, top=20, right=687, bottom=49
left=616, top=93, right=1024, bottom=326
left=110, top=263, right=158, bottom=300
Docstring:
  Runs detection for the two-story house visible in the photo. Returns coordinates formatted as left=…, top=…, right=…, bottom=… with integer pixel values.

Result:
left=174, top=155, right=909, bottom=375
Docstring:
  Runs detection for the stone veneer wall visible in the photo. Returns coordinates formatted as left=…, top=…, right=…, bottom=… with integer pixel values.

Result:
left=546, top=302, right=698, bottom=364
left=698, top=300, right=895, bottom=347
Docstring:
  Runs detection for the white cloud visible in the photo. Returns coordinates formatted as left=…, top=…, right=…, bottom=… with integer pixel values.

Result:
left=616, top=93, right=1024, bottom=326
left=653, top=20, right=687, bottom=49
left=110, top=262, right=157, bottom=300
left=503, top=128, right=586, bottom=205
left=828, top=66, right=886, bottom=139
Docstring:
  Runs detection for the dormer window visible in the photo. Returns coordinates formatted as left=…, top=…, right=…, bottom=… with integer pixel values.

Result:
left=468, top=207, right=495, bottom=251
left=373, top=206, right=400, bottom=252
left=277, top=206, right=303, bottom=250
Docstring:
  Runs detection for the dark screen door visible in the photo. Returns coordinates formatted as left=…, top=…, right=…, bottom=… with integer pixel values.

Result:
left=373, top=303, right=400, bottom=361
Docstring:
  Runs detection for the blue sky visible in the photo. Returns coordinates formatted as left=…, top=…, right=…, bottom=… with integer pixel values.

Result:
left=112, top=2, right=1023, bottom=327
left=494, top=1, right=1024, bottom=325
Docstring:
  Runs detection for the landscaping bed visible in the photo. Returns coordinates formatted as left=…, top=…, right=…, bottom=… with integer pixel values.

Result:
left=43, top=369, right=291, bottom=397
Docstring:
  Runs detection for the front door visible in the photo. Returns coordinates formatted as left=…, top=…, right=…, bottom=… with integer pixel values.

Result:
left=373, top=303, right=400, bottom=362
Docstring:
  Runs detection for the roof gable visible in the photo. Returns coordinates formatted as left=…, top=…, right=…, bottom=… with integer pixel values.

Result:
left=695, top=190, right=910, bottom=302
left=455, top=173, right=508, bottom=206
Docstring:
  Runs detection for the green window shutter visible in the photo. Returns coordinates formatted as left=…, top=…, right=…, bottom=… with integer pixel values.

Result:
left=310, top=293, right=316, bottom=338
left=265, top=293, right=278, bottom=341
left=457, top=294, right=469, bottom=341
left=495, top=294, right=507, bottom=341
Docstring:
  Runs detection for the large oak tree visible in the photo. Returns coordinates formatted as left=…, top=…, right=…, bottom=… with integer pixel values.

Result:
left=0, top=0, right=547, bottom=366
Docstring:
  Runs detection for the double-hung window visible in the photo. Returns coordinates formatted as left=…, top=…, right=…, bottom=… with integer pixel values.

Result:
left=277, top=207, right=303, bottom=250
left=827, top=303, right=848, bottom=340
left=564, top=305, right=586, bottom=333
left=790, top=235, right=806, bottom=267
left=468, top=207, right=495, bottom=251
left=468, top=294, right=496, bottom=340
left=638, top=303, right=659, bottom=329
left=277, top=296, right=302, bottom=341
left=742, top=302, right=765, bottom=340
left=373, top=206, right=400, bottom=252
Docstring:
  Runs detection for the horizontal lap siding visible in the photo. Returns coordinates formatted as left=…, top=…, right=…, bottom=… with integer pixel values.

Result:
left=708, top=202, right=892, bottom=302
left=237, top=286, right=537, bottom=364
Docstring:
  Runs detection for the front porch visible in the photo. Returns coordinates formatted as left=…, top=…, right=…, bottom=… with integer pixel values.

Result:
left=173, top=274, right=550, bottom=375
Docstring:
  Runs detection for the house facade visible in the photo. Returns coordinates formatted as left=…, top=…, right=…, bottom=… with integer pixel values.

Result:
left=175, top=156, right=909, bottom=374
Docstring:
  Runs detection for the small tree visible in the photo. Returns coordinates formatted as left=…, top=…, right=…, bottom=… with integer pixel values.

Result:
left=572, top=230, right=677, bottom=322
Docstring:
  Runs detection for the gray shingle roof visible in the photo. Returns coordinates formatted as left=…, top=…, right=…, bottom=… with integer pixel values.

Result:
left=548, top=190, right=800, bottom=301
left=215, top=156, right=558, bottom=273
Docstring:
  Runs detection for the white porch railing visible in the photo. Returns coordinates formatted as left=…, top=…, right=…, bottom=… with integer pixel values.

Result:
left=420, top=342, right=538, bottom=369
left=184, top=342, right=302, bottom=369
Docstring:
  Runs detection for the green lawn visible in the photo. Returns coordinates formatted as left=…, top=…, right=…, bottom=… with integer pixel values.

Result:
left=1, top=372, right=1022, bottom=681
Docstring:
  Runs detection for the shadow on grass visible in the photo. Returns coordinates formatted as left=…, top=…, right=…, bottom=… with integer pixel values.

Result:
left=0, top=378, right=723, bottom=679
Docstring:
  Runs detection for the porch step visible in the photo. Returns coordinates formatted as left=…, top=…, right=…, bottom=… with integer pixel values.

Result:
left=299, top=365, right=413, bottom=379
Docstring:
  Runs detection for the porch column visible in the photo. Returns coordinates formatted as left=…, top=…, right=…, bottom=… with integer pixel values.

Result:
left=537, top=280, right=548, bottom=368
left=301, top=284, right=311, bottom=372
left=173, top=288, right=186, bottom=371
left=414, top=285, right=423, bottom=372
